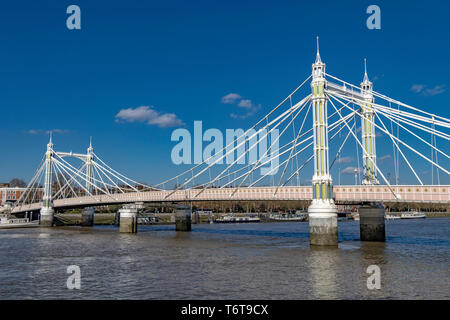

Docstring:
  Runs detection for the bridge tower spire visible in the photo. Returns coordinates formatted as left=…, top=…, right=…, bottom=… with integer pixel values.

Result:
left=360, top=59, right=379, bottom=185
left=40, top=133, right=55, bottom=226
left=307, top=37, right=338, bottom=246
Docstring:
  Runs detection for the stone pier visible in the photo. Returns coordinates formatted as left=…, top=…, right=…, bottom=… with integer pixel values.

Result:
left=308, top=202, right=338, bottom=246
left=39, top=207, right=54, bottom=227
left=81, top=207, right=94, bottom=226
left=175, top=205, right=191, bottom=232
left=119, top=205, right=138, bottom=233
left=359, top=203, right=385, bottom=242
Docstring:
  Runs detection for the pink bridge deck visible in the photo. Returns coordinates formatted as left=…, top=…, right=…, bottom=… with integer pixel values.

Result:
left=12, top=185, right=450, bottom=213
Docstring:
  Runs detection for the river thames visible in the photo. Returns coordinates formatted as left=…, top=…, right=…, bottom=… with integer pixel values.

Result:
left=0, top=218, right=448, bottom=300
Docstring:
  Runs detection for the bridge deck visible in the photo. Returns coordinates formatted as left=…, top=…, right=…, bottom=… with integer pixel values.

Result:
left=11, top=185, right=450, bottom=214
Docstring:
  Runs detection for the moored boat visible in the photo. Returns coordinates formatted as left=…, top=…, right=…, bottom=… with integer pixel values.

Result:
left=214, top=215, right=260, bottom=223
left=400, top=211, right=426, bottom=219
left=0, top=214, right=39, bottom=229
left=385, top=214, right=401, bottom=220
left=269, top=211, right=307, bottom=222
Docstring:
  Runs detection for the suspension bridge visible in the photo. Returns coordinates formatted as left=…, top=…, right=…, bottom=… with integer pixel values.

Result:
left=9, top=38, right=450, bottom=245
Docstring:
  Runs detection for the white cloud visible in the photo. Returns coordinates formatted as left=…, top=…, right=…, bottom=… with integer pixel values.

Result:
left=25, top=129, right=70, bottom=135
left=336, top=156, right=354, bottom=164
left=221, top=93, right=261, bottom=119
left=341, top=166, right=363, bottom=175
left=411, top=84, right=447, bottom=96
left=221, top=93, right=242, bottom=104
left=115, top=106, right=184, bottom=128
left=411, top=84, right=425, bottom=94
left=238, top=99, right=253, bottom=109
left=424, top=85, right=447, bottom=96
left=378, top=154, right=392, bottom=162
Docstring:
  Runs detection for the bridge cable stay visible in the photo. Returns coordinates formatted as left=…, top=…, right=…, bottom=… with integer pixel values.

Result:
left=389, top=101, right=398, bottom=185
left=327, top=92, right=450, bottom=187
left=328, top=90, right=448, bottom=184
left=325, top=73, right=450, bottom=126
left=192, top=131, right=312, bottom=190
left=249, top=108, right=357, bottom=189
left=353, top=112, right=361, bottom=184
left=228, top=98, right=311, bottom=198
left=14, top=156, right=46, bottom=208
left=165, top=94, right=312, bottom=199
left=92, top=153, right=158, bottom=191
left=182, top=98, right=356, bottom=194
left=186, top=94, right=355, bottom=194
left=275, top=102, right=312, bottom=195
left=326, top=95, right=400, bottom=199
left=196, top=96, right=310, bottom=198
left=270, top=109, right=357, bottom=196
left=327, top=92, right=450, bottom=161
left=279, top=111, right=357, bottom=189
left=154, top=75, right=313, bottom=190
left=396, top=103, right=400, bottom=185
left=373, top=111, right=423, bottom=185
left=289, top=95, right=301, bottom=186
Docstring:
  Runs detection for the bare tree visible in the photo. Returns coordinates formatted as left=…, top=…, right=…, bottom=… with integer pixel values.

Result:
left=9, top=178, right=27, bottom=188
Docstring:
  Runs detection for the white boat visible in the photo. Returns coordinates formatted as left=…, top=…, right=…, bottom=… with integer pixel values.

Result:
left=0, top=214, right=39, bottom=229
left=351, top=212, right=360, bottom=221
left=385, top=214, right=401, bottom=220
left=269, top=211, right=307, bottom=222
left=400, top=211, right=426, bottom=219
left=214, top=215, right=260, bottom=223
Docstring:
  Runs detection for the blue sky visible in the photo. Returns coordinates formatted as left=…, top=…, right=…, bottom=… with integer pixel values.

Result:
left=0, top=0, right=449, bottom=186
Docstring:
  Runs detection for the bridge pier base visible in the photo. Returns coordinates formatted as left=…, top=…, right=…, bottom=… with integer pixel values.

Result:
left=81, top=207, right=94, bottom=227
left=119, top=205, right=137, bottom=233
left=359, top=203, right=385, bottom=242
left=39, top=207, right=54, bottom=227
left=175, top=206, right=191, bottom=232
left=308, top=202, right=338, bottom=246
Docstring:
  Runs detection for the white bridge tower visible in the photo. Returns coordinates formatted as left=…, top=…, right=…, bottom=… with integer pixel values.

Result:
left=307, top=38, right=338, bottom=246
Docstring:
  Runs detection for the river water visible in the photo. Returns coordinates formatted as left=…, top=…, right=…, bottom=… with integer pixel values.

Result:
left=0, top=218, right=448, bottom=299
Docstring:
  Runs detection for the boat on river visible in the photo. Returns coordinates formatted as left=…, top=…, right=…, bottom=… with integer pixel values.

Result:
left=214, top=215, right=260, bottom=223
left=385, top=214, right=401, bottom=220
left=0, top=214, right=39, bottom=229
left=400, top=211, right=426, bottom=219
left=269, top=211, right=307, bottom=222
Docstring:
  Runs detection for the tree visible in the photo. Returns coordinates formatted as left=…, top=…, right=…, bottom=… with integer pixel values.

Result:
left=9, top=178, right=27, bottom=188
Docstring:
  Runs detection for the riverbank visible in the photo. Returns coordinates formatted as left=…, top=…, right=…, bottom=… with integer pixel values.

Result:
left=50, top=211, right=450, bottom=226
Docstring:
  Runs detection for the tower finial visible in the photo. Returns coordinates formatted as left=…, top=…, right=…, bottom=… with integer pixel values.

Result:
left=89, top=136, right=92, bottom=148
left=363, top=58, right=370, bottom=82
left=49, top=131, right=53, bottom=144
left=315, top=36, right=322, bottom=63
left=317, top=36, right=319, bottom=55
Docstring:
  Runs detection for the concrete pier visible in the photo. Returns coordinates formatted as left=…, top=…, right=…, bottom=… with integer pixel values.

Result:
left=359, top=203, right=385, bottom=242
left=81, top=207, right=94, bottom=226
left=119, top=205, right=138, bottom=233
left=308, top=202, right=338, bottom=246
left=175, top=205, right=191, bottom=232
left=39, top=207, right=55, bottom=227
